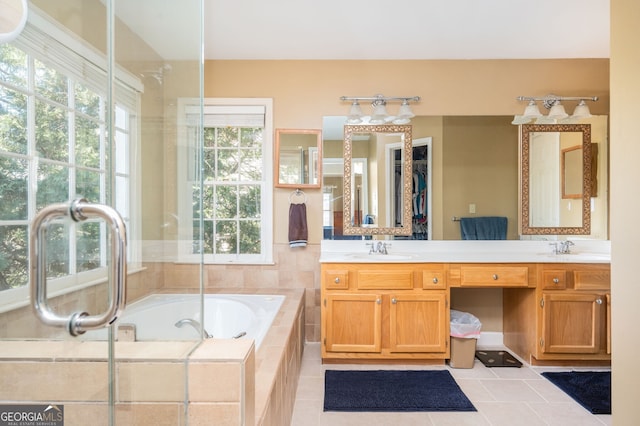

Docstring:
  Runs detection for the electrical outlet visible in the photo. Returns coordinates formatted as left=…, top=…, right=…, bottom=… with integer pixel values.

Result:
left=469, top=203, right=476, bottom=214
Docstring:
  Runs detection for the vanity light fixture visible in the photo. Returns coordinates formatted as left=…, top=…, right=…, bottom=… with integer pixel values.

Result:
left=512, top=94, right=598, bottom=125
left=340, top=94, right=421, bottom=125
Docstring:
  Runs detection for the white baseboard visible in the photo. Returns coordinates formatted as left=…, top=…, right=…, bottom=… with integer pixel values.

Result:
left=476, top=332, right=503, bottom=348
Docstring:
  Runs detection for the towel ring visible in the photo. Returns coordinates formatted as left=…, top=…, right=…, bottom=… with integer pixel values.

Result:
left=289, top=189, right=307, bottom=204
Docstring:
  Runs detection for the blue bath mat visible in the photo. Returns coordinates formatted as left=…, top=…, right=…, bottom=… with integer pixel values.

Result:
left=323, top=369, right=476, bottom=412
left=542, top=371, right=611, bottom=414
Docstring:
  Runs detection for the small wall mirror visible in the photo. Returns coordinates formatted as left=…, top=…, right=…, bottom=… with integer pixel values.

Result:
left=274, top=129, right=322, bottom=188
left=343, top=124, right=413, bottom=236
left=520, top=123, right=592, bottom=235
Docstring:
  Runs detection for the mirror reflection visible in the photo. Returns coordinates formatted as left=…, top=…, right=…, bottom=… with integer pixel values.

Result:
left=521, top=123, right=592, bottom=235
left=322, top=115, right=609, bottom=241
left=274, top=129, right=322, bottom=188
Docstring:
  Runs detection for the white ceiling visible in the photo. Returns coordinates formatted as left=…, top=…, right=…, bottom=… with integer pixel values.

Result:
left=115, top=0, right=610, bottom=61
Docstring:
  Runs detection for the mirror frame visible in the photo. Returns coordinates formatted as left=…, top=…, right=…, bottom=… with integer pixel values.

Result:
left=343, top=124, right=413, bottom=236
left=274, top=128, right=322, bottom=188
left=520, top=123, right=592, bottom=235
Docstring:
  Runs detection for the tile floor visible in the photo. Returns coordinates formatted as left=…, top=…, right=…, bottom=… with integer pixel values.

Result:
left=291, top=343, right=611, bottom=426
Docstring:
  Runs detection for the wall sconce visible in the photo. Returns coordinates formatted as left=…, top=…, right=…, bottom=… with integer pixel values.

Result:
left=512, top=94, right=598, bottom=125
left=340, top=94, right=421, bottom=125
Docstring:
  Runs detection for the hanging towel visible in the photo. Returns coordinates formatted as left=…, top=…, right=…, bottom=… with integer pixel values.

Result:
left=288, top=203, right=308, bottom=248
left=460, top=216, right=507, bottom=240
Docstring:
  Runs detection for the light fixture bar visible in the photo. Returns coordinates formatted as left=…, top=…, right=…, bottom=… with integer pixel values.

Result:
left=516, top=95, right=598, bottom=106
left=340, top=95, right=421, bottom=103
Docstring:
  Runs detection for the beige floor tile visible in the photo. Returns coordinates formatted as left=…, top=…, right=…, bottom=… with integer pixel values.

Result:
left=473, top=401, right=546, bottom=426
left=479, top=378, right=546, bottom=402
left=293, top=343, right=611, bottom=426
left=527, top=402, right=606, bottom=426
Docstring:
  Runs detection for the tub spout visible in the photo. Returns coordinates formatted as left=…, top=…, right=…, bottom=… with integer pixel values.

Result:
left=174, top=318, right=212, bottom=339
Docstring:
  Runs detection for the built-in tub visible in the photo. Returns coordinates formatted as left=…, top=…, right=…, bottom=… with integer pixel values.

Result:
left=82, top=293, right=285, bottom=348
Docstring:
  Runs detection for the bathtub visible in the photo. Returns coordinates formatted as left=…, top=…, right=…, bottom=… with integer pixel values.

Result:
left=82, top=293, right=285, bottom=348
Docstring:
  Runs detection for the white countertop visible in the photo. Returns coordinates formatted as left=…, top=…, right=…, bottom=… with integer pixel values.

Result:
left=319, top=240, right=611, bottom=264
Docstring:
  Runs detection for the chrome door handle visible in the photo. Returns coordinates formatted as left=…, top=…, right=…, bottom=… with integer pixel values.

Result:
left=30, top=199, right=127, bottom=336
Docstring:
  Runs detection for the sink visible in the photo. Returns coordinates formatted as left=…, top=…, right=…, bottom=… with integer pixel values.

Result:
left=347, top=253, right=415, bottom=261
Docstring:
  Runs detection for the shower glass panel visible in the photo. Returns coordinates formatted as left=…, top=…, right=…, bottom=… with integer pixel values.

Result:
left=0, top=1, right=203, bottom=423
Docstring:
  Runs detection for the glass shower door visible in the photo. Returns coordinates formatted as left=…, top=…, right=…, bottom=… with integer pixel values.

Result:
left=0, top=1, right=203, bottom=424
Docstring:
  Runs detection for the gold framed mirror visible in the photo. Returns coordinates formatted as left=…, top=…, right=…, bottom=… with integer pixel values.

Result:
left=274, top=129, right=322, bottom=188
left=343, top=124, right=413, bottom=236
left=520, top=123, right=592, bottom=235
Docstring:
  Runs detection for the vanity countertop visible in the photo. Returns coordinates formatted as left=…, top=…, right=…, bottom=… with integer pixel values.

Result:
left=319, top=240, right=611, bottom=264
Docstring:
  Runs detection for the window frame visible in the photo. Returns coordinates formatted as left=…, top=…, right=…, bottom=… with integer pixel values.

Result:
left=177, top=97, right=273, bottom=264
left=0, top=9, right=142, bottom=312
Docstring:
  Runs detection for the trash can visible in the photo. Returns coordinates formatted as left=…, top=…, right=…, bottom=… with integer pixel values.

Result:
left=449, top=310, right=482, bottom=368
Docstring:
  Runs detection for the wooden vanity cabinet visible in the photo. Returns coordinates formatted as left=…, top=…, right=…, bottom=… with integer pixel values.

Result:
left=534, top=263, right=611, bottom=362
left=321, top=263, right=449, bottom=362
left=504, top=263, right=611, bottom=364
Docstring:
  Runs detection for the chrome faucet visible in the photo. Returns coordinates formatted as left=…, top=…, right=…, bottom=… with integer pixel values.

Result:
left=367, top=241, right=390, bottom=255
left=174, top=318, right=212, bottom=338
left=550, top=240, right=575, bottom=254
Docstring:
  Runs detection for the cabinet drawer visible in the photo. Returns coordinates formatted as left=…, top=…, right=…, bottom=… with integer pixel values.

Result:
left=422, top=269, right=447, bottom=289
left=324, top=270, right=349, bottom=289
left=542, top=270, right=567, bottom=290
left=574, top=269, right=611, bottom=290
left=357, top=270, right=413, bottom=290
left=460, top=266, right=529, bottom=287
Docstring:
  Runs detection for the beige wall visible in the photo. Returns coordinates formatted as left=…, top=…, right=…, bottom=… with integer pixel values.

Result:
left=203, top=59, right=609, bottom=335
left=610, top=0, right=640, bottom=422
left=204, top=59, right=609, bottom=245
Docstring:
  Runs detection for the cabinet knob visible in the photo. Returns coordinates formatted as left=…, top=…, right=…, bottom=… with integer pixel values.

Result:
left=391, top=298, right=397, bottom=304
left=492, top=274, right=499, bottom=280
left=376, top=299, right=381, bottom=304
left=596, top=298, right=603, bottom=305
left=553, top=277, right=560, bottom=284
left=432, top=277, right=439, bottom=284
left=334, top=277, right=340, bottom=284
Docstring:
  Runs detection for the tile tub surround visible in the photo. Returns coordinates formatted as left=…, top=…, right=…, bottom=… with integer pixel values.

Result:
left=0, top=288, right=305, bottom=426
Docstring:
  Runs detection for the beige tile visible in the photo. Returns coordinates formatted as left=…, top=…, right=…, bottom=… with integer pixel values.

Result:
left=115, top=403, right=184, bottom=425
left=464, top=401, right=547, bottom=426
left=63, top=403, right=109, bottom=426
left=479, top=378, right=546, bottom=402
left=427, top=411, right=491, bottom=425
left=189, top=362, right=242, bottom=402
left=527, top=402, right=606, bottom=426
left=0, top=361, right=108, bottom=401
left=188, top=403, right=241, bottom=426
left=117, top=362, right=185, bottom=402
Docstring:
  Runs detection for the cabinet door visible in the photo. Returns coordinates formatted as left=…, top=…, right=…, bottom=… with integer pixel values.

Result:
left=389, top=293, right=448, bottom=353
left=541, top=292, right=605, bottom=354
left=324, top=294, right=381, bottom=353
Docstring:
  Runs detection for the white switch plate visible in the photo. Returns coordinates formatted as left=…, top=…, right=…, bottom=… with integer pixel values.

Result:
left=469, top=203, right=476, bottom=214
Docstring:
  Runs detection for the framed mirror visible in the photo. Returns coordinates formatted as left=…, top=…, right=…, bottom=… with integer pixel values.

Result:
left=274, top=129, right=322, bottom=188
left=520, top=123, right=592, bottom=235
left=343, top=124, right=413, bottom=236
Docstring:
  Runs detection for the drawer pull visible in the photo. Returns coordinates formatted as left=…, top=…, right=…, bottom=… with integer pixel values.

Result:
left=391, top=298, right=397, bottom=304
left=596, top=298, right=603, bottom=305
left=432, top=277, right=439, bottom=284
left=492, top=274, right=499, bottom=280
left=334, top=277, right=340, bottom=284
left=553, top=277, right=559, bottom=284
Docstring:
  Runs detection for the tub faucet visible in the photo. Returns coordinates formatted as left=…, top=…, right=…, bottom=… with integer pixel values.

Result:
left=174, top=318, right=212, bottom=339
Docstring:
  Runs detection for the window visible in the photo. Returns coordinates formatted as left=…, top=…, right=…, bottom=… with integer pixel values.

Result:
left=0, top=11, right=141, bottom=309
left=180, top=99, right=273, bottom=264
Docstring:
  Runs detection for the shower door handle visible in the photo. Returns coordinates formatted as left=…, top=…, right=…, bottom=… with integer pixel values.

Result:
left=30, top=199, right=127, bottom=336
